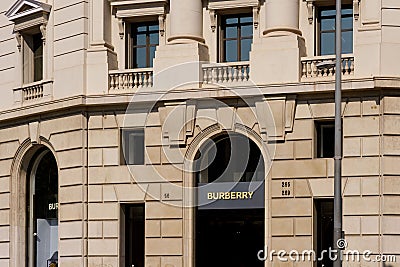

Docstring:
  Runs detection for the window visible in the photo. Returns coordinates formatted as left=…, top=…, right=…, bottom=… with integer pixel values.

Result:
left=121, top=129, right=145, bottom=165
left=318, top=6, right=353, bottom=55
left=127, top=22, right=159, bottom=68
left=121, top=204, right=145, bottom=267
left=22, top=30, right=44, bottom=83
left=314, top=199, right=334, bottom=267
left=220, top=14, right=253, bottom=62
left=315, top=121, right=335, bottom=158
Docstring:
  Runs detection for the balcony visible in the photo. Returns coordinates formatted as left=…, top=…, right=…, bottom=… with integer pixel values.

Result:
left=109, top=68, right=153, bottom=92
left=202, top=62, right=250, bottom=86
left=301, top=54, right=354, bottom=81
left=13, top=80, right=53, bottom=105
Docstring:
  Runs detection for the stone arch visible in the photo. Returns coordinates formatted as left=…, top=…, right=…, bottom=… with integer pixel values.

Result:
left=182, top=123, right=272, bottom=267
left=9, top=137, right=59, bottom=267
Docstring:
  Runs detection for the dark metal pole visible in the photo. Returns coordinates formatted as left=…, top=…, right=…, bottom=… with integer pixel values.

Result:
left=333, top=0, right=343, bottom=266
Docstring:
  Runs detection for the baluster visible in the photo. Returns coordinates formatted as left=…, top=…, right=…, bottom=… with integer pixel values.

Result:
left=144, top=72, right=149, bottom=87
left=344, top=58, right=349, bottom=75
left=203, top=68, right=207, bottom=84
left=133, top=73, right=138, bottom=88
left=223, top=67, right=229, bottom=82
left=316, top=62, right=322, bottom=77
left=227, top=66, right=232, bottom=82
left=238, top=65, right=243, bottom=81
left=138, top=72, right=143, bottom=87
left=350, top=59, right=354, bottom=74
left=211, top=68, right=216, bottom=83
left=148, top=72, right=153, bottom=87
left=216, top=67, right=221, bottom=83
left=109, top=75, right=114, bottom=90
left=128, top=73, right=133, bottom=89
left=302, top=62, right=307, bottom=78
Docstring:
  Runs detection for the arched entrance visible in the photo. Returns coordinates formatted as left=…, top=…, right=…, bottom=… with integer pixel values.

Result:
left=26, top=148, right=59, bottom=267
left=195, top=132, right=265, bottom=267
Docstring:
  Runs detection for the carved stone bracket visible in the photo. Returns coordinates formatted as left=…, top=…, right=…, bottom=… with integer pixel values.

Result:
left=39, top=22, right=47, bottom=44
left=306, top=0, right=314, bottom=24
left=118, top=18, right=124, bottom=39
left=253, top=6, right=259, bottom=29
left=353, top=0, right=360, bottom=20
left=159, top=14, right=166, bottom=37
left=210, top=9, right=216, bottom=32
left=15, top=32, right=21, bottom=51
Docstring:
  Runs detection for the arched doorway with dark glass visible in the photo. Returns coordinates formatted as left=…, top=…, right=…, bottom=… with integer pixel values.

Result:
left=195, top=132, right=265, bottom=267
left=26, top=148, right=59, bottom=267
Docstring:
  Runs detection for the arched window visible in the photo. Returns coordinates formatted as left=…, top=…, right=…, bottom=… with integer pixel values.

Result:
left=195, top=132, right=264, bottom=184
left=26, top=149, right=58, bottom=267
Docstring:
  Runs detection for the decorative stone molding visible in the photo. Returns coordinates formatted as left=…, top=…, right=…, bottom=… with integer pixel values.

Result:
left=158, top=101, right=197, bottom=146
left=255, top=96, right=297, bottom=141
left=208, top=0, right=260, bottom=10
left=29, top=121, right=40, bottom=144
left=5, top=0, right=51, bottom=44
left=109, top=0, right=168, bottom=18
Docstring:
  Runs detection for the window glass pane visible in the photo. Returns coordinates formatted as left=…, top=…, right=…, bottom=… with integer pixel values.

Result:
left=123, top=129, right=145, bottom=165
left=241, top=24, right=253, bottom=38
left=320, top=32, right=335, bottom=55
left=135, top=33, right=146, bottom=46
left=342, top=16, right=353, bottom=30
left=225, top=17, right=238, bottom=25
left=240, top=16, right=252, bottom=23
left=135, top=47, right=147, bottom=68
left=225, top=40, right=237, bottom=62
left=342, top=8, right=353, bottom=16
left=225, top=26, right=237, bottom=38
left=149, top=46, right=156, bottom=67
left=240, top=38, right=252, bottom=61
left=341, top=31, right=353, bottom=54
left=321, top=17, right=335, bottom=31
left=149, top=32, right=159, bottom=45
left=321, top=9, right=336, bottom=17
left=136, top=25, right=147, bottom=32
left=149, top=24, right=159, bottom=31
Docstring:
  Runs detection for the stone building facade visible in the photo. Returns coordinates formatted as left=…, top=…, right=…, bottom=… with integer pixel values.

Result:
left=0, top=0, right=399, bottom=267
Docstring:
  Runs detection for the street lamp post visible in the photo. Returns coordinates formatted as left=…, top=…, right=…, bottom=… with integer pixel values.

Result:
left=333, top=0, right=343, bottom=267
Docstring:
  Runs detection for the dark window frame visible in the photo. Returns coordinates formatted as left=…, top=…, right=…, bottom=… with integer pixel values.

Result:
left=32, top=33, right=43, bottom=82
left=126, top=21, right=159, bottom=69
left=315, top=120, right=336, bottom=158
left=314, top=199, right=334, bottom=267
left=120, top=204, right=145, bottom=267
left=121, top=128, right=145, bottom=165
left=219, top=13, right=253, bottom=62
left=316, top=5, right=353, bottom=56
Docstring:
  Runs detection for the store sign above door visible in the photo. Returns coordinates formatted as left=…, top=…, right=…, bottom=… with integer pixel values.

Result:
left=197, top=181, right=264, bottom=210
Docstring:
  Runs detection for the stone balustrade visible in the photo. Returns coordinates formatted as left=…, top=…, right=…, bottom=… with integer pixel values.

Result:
left=109, top=68, right=153, bottom=91
left=202, top=62, right=250, bottom=85
left=301, top=54, right=354, bottom=80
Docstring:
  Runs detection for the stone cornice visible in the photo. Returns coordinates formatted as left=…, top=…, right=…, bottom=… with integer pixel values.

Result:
left=0, top=76, right=399, bottom=125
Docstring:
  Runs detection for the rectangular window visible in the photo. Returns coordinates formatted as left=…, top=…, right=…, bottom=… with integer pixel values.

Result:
left=315, top=121, right=335, bottom=158
left=220, top=14, right=253, bottom=62
left=318, top=6, right=353, bottom=56
left=23, top=32, right=43, bottom=83
left=121, top=204, right=145, bottom=267
left=121, top=129, right=145, bottom=165
left=127, top=21, right=159, bottom=68
left=314, top=199, right=334, bottom=267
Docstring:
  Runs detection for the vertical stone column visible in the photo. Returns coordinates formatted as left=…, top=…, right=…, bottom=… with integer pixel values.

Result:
left=250, top=0, right=305, bottom=84
left=86, top=0, right=117, bottom=95
left=153, top=0, right=209, bottom=89
left=168, top=0, right=204, bottom=43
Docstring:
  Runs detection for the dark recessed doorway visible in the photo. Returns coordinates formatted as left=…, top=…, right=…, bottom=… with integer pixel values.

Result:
left=196, top=209, right=264, bottom=267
